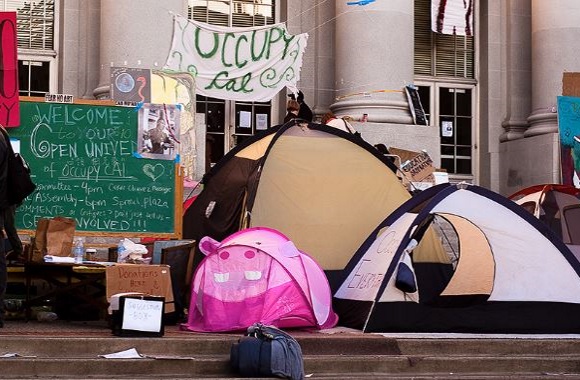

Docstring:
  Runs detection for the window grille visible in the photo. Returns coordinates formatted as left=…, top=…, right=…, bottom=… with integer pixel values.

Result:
left=188, top=0, right=274, bottom=27
left=2, top=0, right=55, bottom=51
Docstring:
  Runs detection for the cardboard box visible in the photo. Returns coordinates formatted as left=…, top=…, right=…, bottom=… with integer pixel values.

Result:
left=106, top=264, right=174, bottom=313
left=563, top=72, right=580, bottom=97
left=110, top=293, right=165, bottom=337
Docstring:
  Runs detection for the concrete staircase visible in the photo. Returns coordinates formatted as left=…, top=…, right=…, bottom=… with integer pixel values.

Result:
left=1, top=326, right=580, bottom=379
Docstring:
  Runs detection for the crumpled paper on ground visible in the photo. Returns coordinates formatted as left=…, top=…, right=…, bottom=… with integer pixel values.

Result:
left=99, top=348, right=144, bottom=359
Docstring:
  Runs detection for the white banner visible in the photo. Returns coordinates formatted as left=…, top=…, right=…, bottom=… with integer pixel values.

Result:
left=164, top=15, right=308, bottom=102
left=431, top=0, right=473, bottom=36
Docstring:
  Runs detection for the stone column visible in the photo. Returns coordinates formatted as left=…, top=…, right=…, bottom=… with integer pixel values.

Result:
left=499, top=0, right=532, bottom=142
left=330, top=1, right=413, bottom=124
left=311, top=1, right=336, bottom=117
left=93, top=0, right=184, bottom=99
left=60, top=1, right=100, bottom=99
left=525, top=0, right=580, bottom=137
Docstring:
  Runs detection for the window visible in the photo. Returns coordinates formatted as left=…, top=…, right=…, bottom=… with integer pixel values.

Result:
left=414, top=0, right=477, bottom=179
left=10, top=0, right=55, bottom=50
left=196, top=95, right=226, bottom=172
left=189, top=0, right=274, bottom=27
left=18, top=59, right=49, bottom=97
left=188, top=0, right=275, bottom=167
left=2, top=0, right=56, bottom=96
left=439, top=87, right=473, bottom=175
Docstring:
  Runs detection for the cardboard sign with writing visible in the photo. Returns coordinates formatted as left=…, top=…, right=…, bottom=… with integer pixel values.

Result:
left=389, top=147, right=435, bottom=182
left=121, top=296, right=164, bottom=333
left=106, top=264, right=174, bottom=313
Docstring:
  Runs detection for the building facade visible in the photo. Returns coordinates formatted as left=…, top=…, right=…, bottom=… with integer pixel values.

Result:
left=12, top=0, right=580, bottom=195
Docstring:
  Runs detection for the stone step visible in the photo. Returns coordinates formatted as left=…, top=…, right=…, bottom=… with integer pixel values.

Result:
left=2, top=321, right=580, bottom=378
left=2, top=335, right=580, bottom=357
left=1, top=355, right=580, bottom=379
left=1, top=353, right=580, bottom=378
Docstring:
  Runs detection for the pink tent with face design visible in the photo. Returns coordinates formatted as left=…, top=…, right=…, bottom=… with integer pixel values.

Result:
left=182, top=227, right=338, bottom=333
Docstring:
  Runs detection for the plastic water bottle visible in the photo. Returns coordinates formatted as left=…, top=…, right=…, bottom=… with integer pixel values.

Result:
left=73, top=237, right=84, bottom=264
left=117, top=239, right=126, bottom=262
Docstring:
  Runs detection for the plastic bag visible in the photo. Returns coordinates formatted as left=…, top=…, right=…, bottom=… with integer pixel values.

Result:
left=117, top=238, right=150, bottom=264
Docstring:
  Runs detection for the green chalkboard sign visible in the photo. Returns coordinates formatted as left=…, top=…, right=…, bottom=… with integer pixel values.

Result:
left=9, top=99, right=182, bottom=237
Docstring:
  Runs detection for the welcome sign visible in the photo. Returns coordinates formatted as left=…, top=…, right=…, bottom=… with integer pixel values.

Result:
left=164, top=15, right=308, bottom=102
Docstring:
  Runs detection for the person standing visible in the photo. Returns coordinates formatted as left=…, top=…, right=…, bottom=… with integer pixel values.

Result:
left=288, top=90, right=313, bottom=122
left=283, top=99, right=300, bottom=123
left=0, top=126, right=9, bottom=327
left=149, top=117, right=170, bottom=154
left=322, top=111, right=357, bottom=134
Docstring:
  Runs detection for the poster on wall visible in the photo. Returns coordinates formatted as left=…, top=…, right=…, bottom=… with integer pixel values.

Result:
left=111, top=67, right=152, bottom=104
left=557, top=96, right=580, bottom=188
left=405, top=85, right=428, bottom=126
left=137, top=104, right=181, bottom=160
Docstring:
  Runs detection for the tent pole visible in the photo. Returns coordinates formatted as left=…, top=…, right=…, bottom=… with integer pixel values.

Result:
left=362, top=299, right=377, bottom=332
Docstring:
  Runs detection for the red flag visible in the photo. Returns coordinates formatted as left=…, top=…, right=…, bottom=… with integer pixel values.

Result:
left=0, top=12, right=19, bottom=127
left=431, top=0, right=473, bottom=37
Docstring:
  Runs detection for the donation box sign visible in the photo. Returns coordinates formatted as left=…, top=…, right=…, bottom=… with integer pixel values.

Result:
left=106, top=264, right=174, bottom=313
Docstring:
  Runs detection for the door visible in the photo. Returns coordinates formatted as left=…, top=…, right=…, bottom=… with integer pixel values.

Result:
left=438, top=86, right=475, bottom=180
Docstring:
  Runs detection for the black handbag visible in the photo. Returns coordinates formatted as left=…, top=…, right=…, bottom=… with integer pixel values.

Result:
left=0, top=126, right=36, bottom=206
left=230, top=323, right=304, bottom=380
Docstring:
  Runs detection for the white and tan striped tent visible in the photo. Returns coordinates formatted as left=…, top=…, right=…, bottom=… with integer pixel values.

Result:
left=334, top=183, right=580, bottom=333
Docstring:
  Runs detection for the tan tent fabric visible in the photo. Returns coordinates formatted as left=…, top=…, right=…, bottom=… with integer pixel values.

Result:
left=439, top=213, right=494, bottom=296
left=236, top=134, right=274, bottom=160
left=413, top=227, right=452, bottom=265
left=250, top=134, right=411, bottom=270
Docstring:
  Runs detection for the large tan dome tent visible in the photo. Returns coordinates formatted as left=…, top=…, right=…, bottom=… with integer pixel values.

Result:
left=183, top=121, right=444, bottom=289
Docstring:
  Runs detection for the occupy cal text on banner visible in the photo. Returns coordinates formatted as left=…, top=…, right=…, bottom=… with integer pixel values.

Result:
left=164, top=15, right=308, bottom=102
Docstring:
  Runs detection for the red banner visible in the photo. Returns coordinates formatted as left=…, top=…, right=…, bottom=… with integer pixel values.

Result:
left=0, top=12, right=19, bottom=127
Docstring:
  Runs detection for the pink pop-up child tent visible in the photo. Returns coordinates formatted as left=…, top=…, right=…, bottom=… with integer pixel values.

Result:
left=182, top=227, right=338, bottom=332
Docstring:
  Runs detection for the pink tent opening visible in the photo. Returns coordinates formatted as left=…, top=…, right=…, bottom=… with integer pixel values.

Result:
left=182, top=227, right=338, bottom=333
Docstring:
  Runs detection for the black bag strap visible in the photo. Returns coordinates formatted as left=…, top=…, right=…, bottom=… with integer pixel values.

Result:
left=248, top=322, right=298, bottom=343
left=341, top=118, right=356, bottom=134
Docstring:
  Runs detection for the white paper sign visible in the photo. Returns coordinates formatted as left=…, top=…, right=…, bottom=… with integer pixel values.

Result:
left=442, top=121, right=453, bottom=137
left=256, top=114, right=268, bottom=130
left=121, top=298, right=163, bottom=332
left=239, top=111, right=252, bottom=128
